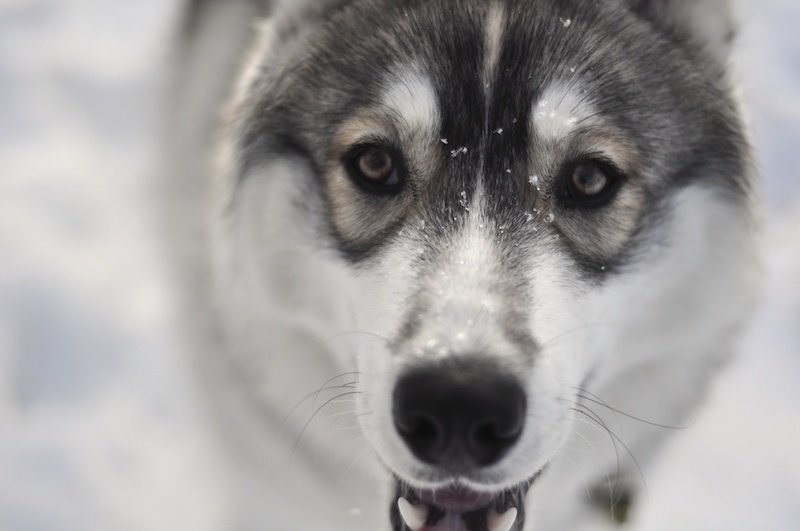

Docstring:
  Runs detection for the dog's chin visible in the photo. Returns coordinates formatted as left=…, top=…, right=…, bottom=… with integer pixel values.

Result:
left=390, top=471, right=543, bottom=531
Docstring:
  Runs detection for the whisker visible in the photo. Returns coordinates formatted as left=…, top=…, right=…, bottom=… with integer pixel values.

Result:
left=553, top=448, right=593, bottom=500
left=283, top=380, right=359, bottom=423
left=538, top=322, right=614, bottom=350
left=318, top=408, right=360, bottom=429
left=559, top=443, right=597, bottom=455
left=336, top=442, right=370, bottom=488
left=561, top=419, right=615, bottom=503
left=331, top=423, right=366, bottom=433
left=571, top=407, right=622, bottom=501
left=292, top=391, right=361, bottom=456
left=575, top=387, right=690, bottom=430
left=572, top=427, right=599, bottom=455
left=575, top=404, right=648, bottom=497
left=311, top=375, right=360, bottom=413
left=322, top=330, right=391, bottom=347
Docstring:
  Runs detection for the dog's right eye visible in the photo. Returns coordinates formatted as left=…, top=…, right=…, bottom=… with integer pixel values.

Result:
left=558, top=158, right=625, bottom=209
left=344, top=144, right=405, bottom=195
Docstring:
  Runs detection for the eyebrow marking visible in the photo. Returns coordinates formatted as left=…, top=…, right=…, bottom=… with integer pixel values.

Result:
left=381, top=69, right=440, bottom=138
left=531, top=81, right=598, bottom=141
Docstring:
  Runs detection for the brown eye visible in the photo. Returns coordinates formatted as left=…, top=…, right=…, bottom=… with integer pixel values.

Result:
left=561, top=160, right=623, bottom=209
left=358, top=147, right=396, bottom=183
left=345, top=144, right=404, bottom=194
left=571, top=163, right=608, bottom=196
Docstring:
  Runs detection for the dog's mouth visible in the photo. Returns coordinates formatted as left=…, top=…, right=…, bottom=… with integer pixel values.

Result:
left=390, top=473, right=541, bottom=531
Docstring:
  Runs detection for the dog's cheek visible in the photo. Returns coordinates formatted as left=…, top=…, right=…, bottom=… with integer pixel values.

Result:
left=346, top=239, right=422, bottom=460
left=507, top=251, right=601, bottom=464
left=354, top=350, right=424, bottom=479
left=526, top=249, right=601, bottom=373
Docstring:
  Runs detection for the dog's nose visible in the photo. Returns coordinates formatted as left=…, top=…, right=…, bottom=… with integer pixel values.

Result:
left=393, top=362, right=526, bottom=469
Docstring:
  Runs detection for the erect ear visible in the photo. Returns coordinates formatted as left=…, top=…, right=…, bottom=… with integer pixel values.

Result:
left=626, top=0, right=738, bottom=68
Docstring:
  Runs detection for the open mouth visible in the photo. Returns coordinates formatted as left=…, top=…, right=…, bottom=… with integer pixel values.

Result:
left=390, top=473, right=541, bottom=531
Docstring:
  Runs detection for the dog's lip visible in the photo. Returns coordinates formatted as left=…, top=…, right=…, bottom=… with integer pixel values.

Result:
left=393, top=470, right=544, bottom=531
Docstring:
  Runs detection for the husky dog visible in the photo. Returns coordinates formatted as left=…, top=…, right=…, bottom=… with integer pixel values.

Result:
left=161, top=0, right=756, bottom=529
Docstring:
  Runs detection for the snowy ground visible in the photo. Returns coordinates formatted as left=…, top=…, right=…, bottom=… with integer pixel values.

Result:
left=0, top=1, right=798, bottom=530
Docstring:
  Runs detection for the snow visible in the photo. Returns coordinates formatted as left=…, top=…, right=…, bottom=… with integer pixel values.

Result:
left=0, top=1, right=798, bottom=529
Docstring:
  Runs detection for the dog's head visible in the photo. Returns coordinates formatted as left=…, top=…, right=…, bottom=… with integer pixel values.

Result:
left=214, top=0, right=754, bottom=529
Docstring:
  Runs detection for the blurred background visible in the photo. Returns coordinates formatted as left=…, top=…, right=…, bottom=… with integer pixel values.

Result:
left=0, top=0, right=798, bottom=529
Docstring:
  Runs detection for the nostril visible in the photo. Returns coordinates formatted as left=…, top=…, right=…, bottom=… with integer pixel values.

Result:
left=472, top=420, right=500, bottom=445
left=412, top=416, right=439, bottom=440
left=395, top=413, right=444, bottom=461
left=397, top=413, right=439, bottom=441
left=469, top=418, right=524, bottom=466
left=471, top=421, right=498, bottom=458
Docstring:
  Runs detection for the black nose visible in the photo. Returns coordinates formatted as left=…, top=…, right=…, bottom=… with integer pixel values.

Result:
left=393, top=361, right=526, bottom=470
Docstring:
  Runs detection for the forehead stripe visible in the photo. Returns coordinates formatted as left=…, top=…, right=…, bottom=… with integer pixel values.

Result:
left=483, top=3, right=507, bottom=90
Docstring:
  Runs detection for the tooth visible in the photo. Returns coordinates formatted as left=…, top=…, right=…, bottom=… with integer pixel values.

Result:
left=488, top=507, right=518, bottom=531
left=397, top=497, right=428, bottom=530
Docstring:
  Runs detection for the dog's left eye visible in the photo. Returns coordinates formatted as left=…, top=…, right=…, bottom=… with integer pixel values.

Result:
left=560, top=160, right=623, bottom=208
left=344, top=144, right=404, bottom=194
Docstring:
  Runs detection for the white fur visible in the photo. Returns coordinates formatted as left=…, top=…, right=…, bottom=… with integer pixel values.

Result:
left=383, top=71, right=440, bottom=137
left=531, top=81, right=596, bottom=142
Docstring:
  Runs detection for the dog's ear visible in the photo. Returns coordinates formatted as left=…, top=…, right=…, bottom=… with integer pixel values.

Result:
left=626, top=0, right=738, bottom=69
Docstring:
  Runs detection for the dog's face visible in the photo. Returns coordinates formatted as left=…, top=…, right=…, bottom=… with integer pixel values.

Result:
left=218, top=0, right=752, bottom=529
